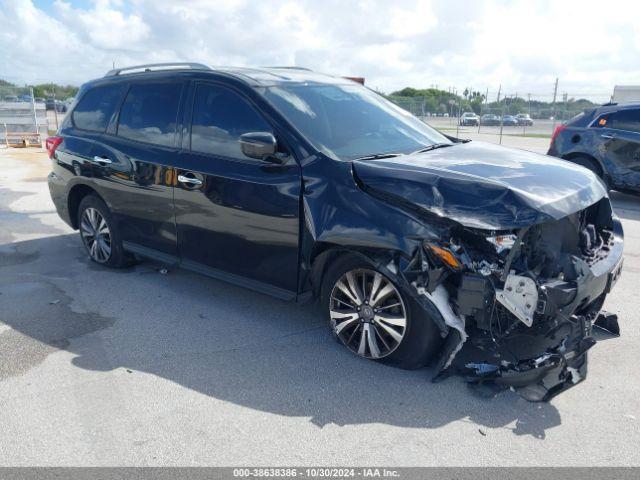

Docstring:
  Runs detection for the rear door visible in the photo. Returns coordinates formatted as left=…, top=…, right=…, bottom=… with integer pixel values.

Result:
left=174, top=81, right=301, bottom=297
left=90, top=80, right=185, bottom=260
left=596, top=107, right=640, bottom=188
left=59, top=83, right=127, bottom=183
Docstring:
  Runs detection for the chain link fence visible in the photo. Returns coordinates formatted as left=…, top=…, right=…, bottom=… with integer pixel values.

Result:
left=0, top=86, right=48, bottom=146
left=388, top=88, right=612, bottom=144
left=0, top=85, right=72, bottom=147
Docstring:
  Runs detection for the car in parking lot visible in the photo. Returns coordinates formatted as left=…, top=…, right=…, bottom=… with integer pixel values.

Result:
left=45, top=98, right=67, bottom=112
left=46, top=63, right=624, bottom=401
left=516, top=113, right=534, bottom=126
left=3, top=95, right=18, bottom=102
left=480, top=113, right=500, bottom=126
left=459, top=112, right=479, bottom=126
left=548, top=102, right=640, bottom=193
left=501, top=115, right=519, bottom=126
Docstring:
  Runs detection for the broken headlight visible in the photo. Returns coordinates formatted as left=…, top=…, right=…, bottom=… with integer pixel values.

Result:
left=485, top=234, right=517, bottom=254
left=423, top=242, right=464, bottom=271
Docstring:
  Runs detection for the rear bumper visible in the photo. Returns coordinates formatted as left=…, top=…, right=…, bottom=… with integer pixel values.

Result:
left=47, top=171, right=73, bottom=228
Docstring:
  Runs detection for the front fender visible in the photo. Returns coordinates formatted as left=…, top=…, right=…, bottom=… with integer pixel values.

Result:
left=298, top=154, right=444, bottom=294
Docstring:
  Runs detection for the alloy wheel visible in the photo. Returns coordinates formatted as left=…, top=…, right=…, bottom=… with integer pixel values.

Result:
left=329, top=268, right=407, bottom=359
left=80, top=207, right=112, bottom=263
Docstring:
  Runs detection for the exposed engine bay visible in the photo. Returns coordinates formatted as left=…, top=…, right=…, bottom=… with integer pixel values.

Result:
left=397, top=197, right=624, bottom=401
left=301, top=140, right=625, bottom=401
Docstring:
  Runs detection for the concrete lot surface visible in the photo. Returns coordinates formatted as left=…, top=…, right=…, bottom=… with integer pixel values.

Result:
left=0, top=146, right=638, bottom=466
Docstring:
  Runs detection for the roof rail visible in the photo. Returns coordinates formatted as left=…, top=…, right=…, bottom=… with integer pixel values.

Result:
left=265, top=66, right=313, bottom=71
left=105, top=62, right=211, bottom=77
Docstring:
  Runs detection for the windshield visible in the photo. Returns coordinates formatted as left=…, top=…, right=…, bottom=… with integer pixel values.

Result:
left=260, top=83, right=452, bottom=160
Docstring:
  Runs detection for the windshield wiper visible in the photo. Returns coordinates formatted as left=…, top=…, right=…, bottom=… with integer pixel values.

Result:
left=411, top=143, right=454, bottom=155
left=354, top=152, right=404, bottom=161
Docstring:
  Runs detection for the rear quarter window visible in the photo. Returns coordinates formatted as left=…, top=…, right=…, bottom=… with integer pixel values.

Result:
left=117, top=82, right=183, bottom=147
left=566, top=110, right=595, bottom=128
left=72, top=83, right=126, bottom=132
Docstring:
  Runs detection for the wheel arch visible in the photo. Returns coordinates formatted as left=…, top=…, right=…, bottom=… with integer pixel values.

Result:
left=308, top=243, right=399, bottom=300
left=67, top=183, right=103, bottom=229
left=562, top=152, right=605, bottom=179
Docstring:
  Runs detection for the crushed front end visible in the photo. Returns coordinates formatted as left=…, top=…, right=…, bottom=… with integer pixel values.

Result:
left=404, top=197, right=624, bottom=401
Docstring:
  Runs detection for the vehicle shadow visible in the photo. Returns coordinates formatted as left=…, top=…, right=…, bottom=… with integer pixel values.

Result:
left=0, top=233, right=562, bottom=439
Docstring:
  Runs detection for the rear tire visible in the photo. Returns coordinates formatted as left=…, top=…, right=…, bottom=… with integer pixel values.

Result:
left=321, top=254, right=442, bottom=370
left=568, top=155, right=604, bottom=179
left=78, top=194, right=131, bottom=268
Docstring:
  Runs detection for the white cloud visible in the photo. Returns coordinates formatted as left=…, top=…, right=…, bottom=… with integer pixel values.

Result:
left=1, top=0, right=638, bottom=100
left=54, top=0, right=150, bottom=50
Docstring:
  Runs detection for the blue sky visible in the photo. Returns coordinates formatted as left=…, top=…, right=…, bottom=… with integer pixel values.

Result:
left=2, top=0, right=638, bottom=100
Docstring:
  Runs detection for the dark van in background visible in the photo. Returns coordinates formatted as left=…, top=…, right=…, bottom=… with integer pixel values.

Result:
left=548, top=103, right=640, bottom=193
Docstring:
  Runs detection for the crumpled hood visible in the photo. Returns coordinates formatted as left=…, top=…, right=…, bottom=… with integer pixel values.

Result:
left=353, top=141, right=608, bottom=230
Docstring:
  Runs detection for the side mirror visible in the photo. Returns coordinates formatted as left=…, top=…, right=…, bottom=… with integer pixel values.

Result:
left=239, top=132, right=279, bottom=161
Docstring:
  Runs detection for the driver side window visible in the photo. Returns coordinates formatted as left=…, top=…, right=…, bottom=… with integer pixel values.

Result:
left=190, top=84, right=273, bottom=159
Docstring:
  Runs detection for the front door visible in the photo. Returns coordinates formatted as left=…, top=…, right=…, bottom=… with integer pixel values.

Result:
left=174, top=82, right=301, bottom=298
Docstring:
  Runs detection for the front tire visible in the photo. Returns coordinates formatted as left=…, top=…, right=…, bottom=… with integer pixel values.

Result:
left=321, top=254, right=442, bottom=369
left=78, top=194, right=130, bottom=268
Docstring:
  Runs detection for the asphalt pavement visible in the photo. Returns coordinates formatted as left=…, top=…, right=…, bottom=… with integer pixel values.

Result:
left=0, top=147, right=638, bottom=466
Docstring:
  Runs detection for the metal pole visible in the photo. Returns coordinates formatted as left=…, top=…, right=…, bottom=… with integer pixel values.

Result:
left=4, top=123, right=8, bottom=147
left=53, top=87, right=59, bottom=131
left=478, top=87, right=488, bottom=134
left=30, top=87, right=38, bottom=145
left=499, top=100, right=505, bottom=145
left=456, top=97, right=460, bottom=138
left=551, top=77, right=559, bottom=133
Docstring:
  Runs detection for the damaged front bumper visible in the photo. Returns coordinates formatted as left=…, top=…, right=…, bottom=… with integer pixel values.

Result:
left=403, top=203, right=624, bottom=401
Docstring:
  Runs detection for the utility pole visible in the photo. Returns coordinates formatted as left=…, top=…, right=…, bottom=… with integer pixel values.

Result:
left=562, top=92, right=568, bottom=122
left=551, top=77, right=559, bottom=132
left=527, top=93, right=531, bottom=115
left=496, top=84, right=501, bottom=103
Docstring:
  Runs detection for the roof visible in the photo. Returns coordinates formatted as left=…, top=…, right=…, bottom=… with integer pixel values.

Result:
left=214, top=66, right=352, bottom=86
left=594, top=102, right=640, bottom=114
left=101, top=63, right=353, bottom=87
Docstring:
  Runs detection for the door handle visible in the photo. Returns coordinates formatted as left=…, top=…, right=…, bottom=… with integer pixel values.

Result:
left=601, top=134, right=614, bottom=140
left=93, top=156, right=112, bottom=164
left=178, top=174, right=203, bottom=186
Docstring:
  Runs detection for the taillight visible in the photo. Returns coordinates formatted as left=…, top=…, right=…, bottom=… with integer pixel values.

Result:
left=45, top=136, right=63, bottom=159
left=550, top=124, right=566, bottom=144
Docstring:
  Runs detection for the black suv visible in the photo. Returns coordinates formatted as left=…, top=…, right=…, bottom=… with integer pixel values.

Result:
left=548, top=103, right=640, bottom=192
left=47, top=63, right=623, bottom=401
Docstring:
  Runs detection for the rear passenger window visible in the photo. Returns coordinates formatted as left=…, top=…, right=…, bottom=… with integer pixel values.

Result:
left=117, top=82, right=182, bottom=147
left=191, top=84, right=272, bottom=159
left=607, top=109, right=640, bottom=133
left=72, top=84, right=125, bottom=132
